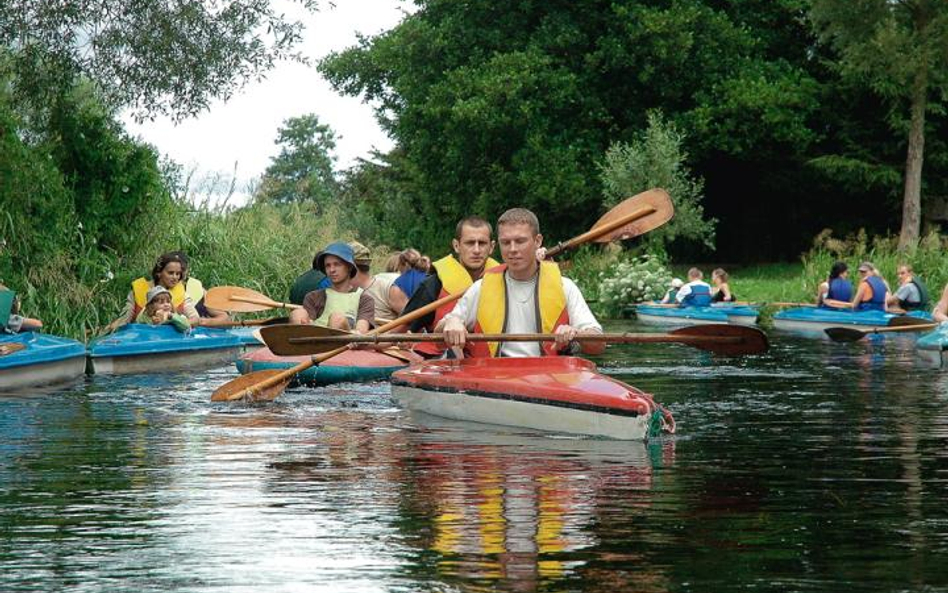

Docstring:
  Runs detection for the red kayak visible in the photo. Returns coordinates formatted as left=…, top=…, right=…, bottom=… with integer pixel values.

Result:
left=391, top=357, right=674, bottom=441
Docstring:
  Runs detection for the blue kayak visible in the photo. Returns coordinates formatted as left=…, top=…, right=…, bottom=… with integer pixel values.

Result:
left=0, top=332, right=87, bottom=390
left=88, top=323, right=243, bottom=375
left=634, top=303, right=760, bottom=326
left=236, top=347, right=422, bottom=386
left=773, top=307, right=932, bottom=335
left=916, top=322, right=948, bottom=367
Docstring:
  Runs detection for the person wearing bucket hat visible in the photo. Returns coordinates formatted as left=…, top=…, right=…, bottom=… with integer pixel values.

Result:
left=289, top=241, right=375, bottom=333
left=135, top=285, right=191, bottom=332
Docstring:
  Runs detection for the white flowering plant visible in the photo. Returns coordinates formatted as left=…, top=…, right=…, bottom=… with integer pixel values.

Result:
left=598, top=255, right=672, bottom=315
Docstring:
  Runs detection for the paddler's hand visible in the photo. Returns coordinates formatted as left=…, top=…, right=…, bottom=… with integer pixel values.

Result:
left=554, top=324, right=578, bottom=351
left=535, top=247, right=548, bottom=261
left=442, top=317, right=468, bottom=349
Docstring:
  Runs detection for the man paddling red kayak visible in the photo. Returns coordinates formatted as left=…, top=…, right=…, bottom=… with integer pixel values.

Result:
left=441, top=208, right=603, bottom=357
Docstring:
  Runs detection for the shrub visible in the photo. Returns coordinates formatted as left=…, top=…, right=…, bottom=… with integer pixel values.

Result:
left=598, top=255, right=673, bottom=316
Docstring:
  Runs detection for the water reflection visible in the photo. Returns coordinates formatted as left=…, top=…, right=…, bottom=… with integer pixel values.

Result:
left=3, top=323, right=948, bottom=591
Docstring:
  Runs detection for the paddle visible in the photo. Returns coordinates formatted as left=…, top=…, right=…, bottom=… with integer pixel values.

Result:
left=0, top=342, right=26, bottom=356
left=262, top=324, right=769, bottom=356
left=204, top=286, right=302, bottom=313
left=825, top=320, right=940, bottom=342
left=213, top=316, right=290, bottom=328
left=545, top=188, right=673, bottom=258
left=211, top=188, right=676, bottom=402
left=210, top=291, right=464, bottom=402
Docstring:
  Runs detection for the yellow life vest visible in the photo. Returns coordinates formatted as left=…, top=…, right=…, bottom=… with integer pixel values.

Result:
left=432, top=255, right=501, bottom=296
left=132, top=278, right=187, bottom=317
left=473, top=261, right=569, bottom=357
left=313, top=287, right=363, bottom=328
left=185, top=278, right=205, bottom=304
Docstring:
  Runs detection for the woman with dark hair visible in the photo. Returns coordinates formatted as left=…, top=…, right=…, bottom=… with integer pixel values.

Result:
left=817, top=261, right=853, bottom=308
left=166, top=251, right=231, bottom=326
left=106, top=252, right=200, bottom=333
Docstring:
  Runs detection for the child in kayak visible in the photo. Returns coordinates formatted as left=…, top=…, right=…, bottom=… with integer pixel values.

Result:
left=660, top=278, right=684, bottom=303
left=136, top=286, right=191, bottom=333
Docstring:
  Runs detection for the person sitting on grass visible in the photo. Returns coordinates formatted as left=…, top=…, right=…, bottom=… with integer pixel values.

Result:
left=288, top=242, right=375, bottom=333
left=711, top=268, right=735, bottom=303
left=135, top=286, right=191, bottom=332
left=0, top=286, right=43, bottom=334
left=817, top=261, right=853, bottom=308
left=885, top=264, right=929, bottom=312
left=675, top=268, right=712, bottom=307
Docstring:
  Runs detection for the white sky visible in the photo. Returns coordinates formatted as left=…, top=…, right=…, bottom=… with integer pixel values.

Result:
left=122, top=0, right=411, bottom=205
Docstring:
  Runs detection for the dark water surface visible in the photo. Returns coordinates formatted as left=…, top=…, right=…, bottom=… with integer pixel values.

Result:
left=3, top=321, right=948, bottom=592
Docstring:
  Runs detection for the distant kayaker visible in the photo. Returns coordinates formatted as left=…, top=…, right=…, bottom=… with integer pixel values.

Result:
left=851, top=261, right=889, bottom=312
left=441, top=208, right=603, bottom=357
left=288, top=242, right=375, bottom=333
left=388, top=249, right=432, bottom=315
left=711, top=268, right=735, bottom=303
left=107, top=252, right=200, bottom=333
left=289, top=251, right=332, bottom=306
left=676, top=268, right=713, bottom=307
left=885, top=264, right=929, bottom=312
left=136, top=286, right=190, bottom=332
left=0, top=285, right=42, bottom=333
left=817, top=261, right=853, bottom=308
left=660, top=278, right=684, bottom=304
left=401, top=216, right=500, bottom=357
left=167, top=251, right=231, bottom=327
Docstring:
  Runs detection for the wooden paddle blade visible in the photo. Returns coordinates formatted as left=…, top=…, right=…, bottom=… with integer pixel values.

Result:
left=260, top=324, right=352, bottom=356
left=824, top=327, right=868, bottom=342
left=591, top=188, right=673, bottom=243
left=888, top=315, right=936, bottom=327
left=0, top=342, right=26, bottom=356
left=210, top=369, right=290, bottom=402
left=670, top=324, right=769, bottom=355
left=204, top=286, right=276, bottom=313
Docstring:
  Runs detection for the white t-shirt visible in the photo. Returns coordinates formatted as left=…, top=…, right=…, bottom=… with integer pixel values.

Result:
left=445, top=273, right=602, bottom=357
left=675, top=280, right=712, bottom=303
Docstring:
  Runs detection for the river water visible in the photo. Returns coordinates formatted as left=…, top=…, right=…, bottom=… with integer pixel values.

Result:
left=3, top=321, right=948, bottom=592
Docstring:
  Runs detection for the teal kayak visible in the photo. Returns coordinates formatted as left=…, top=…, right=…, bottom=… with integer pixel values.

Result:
left=88, top=323, right=243, bottom=375
left=773, top=307, right=932, bottom=335
left=236, top=347, right=422, bottom=386
left=0, top=332, right=87, bottom=390
left=916, top=322, right=948, bottom=367
left=634, top=303, right=759, bottom=326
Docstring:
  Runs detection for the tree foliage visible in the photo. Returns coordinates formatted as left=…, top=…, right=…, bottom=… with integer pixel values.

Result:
left=809, top=0, right=948, bottom=249
left=600, top=111, right=716, bottom=251
left=0, top=0, right=314, bottom=120
left=255, top=114, right=340, bottom=205
left=320, top=0, right=822, bottom=254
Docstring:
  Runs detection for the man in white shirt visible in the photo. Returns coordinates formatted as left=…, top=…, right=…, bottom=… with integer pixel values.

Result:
left=440, top=208, right=603, bottom=357
left=675, top=267, right=713, bottom=307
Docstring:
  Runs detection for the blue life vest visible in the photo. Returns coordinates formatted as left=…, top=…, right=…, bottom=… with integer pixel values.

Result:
left=681, top=283, right=712, bottom=307
left=826, top=277, right=853, bottom=302
left=856, top=275, right=887, bottom=311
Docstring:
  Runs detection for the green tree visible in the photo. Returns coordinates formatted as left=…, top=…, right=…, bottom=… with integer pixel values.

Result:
left=600, top=111, right=716, bottom=252
left=810, top=0, right=948, bottom=250
left=0, top=0, right=313, bottom=119
left=320, top=0, right=821, bottom=252
left=255, top=114, right=340, bottom=205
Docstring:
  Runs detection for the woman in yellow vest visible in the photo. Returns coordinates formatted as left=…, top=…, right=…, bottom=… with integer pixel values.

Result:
left=168, top=251, right=231, bottom=326
left=106, top=252, right=200, bottom=333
